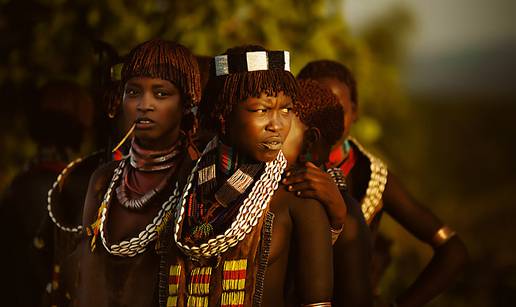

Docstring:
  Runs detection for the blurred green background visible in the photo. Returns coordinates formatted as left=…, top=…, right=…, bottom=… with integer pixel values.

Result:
left=1, top=0, right=515, bottom=305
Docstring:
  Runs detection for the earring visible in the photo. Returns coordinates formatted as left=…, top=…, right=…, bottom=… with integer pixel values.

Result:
left=219, top=115, right=226, bottom=135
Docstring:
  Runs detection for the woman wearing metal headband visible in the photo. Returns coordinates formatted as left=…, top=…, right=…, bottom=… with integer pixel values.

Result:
left=159, top=45, right=333, bottom=307
left=77, top=39, right=201, bottom=307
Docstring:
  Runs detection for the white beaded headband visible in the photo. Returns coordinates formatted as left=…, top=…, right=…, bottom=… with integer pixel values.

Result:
left=214, top=50, right=291, bottom=76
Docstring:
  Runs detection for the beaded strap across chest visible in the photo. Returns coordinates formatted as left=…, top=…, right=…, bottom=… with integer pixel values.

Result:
left=174, top=137, right=287, bottom=261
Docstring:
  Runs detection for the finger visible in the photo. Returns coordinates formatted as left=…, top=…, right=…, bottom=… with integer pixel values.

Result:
left=304, top=161, right=320, bottom=170
left=286, top=172, right=333, bottom=187
left=283, top=173, right=309, bottom=185
left=285, top=166, right=308, bottom=177
left=283, top=167, right=312, bottom=184
left=287, top=181, right=314, bottom=192
left=303, top=166, right=335, bottom=183
left=293, top=189, right=317, bottom=199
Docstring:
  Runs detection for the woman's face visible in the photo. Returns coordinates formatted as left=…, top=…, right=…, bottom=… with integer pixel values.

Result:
left=123, top=77, right=183, bottom=150
left=318, top=78, right=357, bottom=145
left=227, top=91, right=293, bottom=162
left=282, top=115, right=308, bottom=166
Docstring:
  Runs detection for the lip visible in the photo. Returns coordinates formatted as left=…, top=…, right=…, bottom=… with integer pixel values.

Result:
left=134, top=117, right=155, bottom=129
left=260, top=137, right=283, bottom=151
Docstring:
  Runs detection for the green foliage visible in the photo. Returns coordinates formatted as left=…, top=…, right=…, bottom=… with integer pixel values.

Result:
left=1, top=0, right=413, bottom=209
left=1, top=0, right=412, bottom=145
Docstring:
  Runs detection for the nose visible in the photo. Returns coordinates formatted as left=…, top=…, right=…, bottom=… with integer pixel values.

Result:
left=136, top=93, right=155, bottom=112
left=265, top=110, right=285, bottom=133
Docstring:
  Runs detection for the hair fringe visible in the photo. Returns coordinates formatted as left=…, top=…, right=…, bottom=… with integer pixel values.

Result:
left=199, top=45, right=299, bottom=134
left=121, top=39, right=201, bottom=108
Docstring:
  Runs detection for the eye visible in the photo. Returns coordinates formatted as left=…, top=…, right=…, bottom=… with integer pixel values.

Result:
left=125, top=87, right=139, bottom=97
left=281, top=107, right=292, bottom=114
left=154, top=88, right=173, bottom=98
left=248, top=108, right=267, bottom=113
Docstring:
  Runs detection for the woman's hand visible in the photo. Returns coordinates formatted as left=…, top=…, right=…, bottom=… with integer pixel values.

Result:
left=283, top=161, right=347, bottom=229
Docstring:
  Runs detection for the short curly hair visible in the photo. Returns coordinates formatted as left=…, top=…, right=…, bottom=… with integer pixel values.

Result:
left=295, top=79, right=344, bottom=148
left=199, top=45, right=299, bottom=134
left=297, top=60, right=357, bottom=105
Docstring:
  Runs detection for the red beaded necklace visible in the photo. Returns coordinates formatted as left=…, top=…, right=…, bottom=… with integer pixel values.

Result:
left=326, top=140, right=356, bottom=176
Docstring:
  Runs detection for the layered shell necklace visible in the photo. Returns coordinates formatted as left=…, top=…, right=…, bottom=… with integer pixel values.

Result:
left=47, top=154, right=90, bottom=233
left=327, top=137, right=388, bottom=223
left=92, top=137, right=183, bottom=257
left=174, top=137, right=287, bottom=261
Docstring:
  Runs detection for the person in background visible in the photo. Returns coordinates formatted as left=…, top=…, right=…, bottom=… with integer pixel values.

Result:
left=288, top=60, right=468, bottom=307
left=282, top=78, right=373, bottom=306
left=0, top=80, right=93, bottom=307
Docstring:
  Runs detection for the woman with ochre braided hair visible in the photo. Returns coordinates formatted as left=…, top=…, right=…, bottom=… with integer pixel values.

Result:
left=282, top=78, right=374, bottom=307
left=77, top=39, right=201, bottom=307
left=159, top=45, right=333, bottom=307
left=287, top=60, right=468, bottom=307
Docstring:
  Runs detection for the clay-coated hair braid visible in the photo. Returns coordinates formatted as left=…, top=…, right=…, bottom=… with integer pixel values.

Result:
left=296, top=79, right=344, bottom=148
left=199, top=45, right=299, bottom=135
left=121, top=39, right=201, bottom=109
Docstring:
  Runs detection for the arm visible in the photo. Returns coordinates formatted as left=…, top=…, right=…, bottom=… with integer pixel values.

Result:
left=383, top=173, right=468, bottom=307
left=82, top=163, right=114, bottom=226
left=333, top=192, right=374, bottom=307
left=289, top=195, right=334, bottom=305
left=284, top=162, right=347, bottom=229
left=284, top=163, right=374, bottom=306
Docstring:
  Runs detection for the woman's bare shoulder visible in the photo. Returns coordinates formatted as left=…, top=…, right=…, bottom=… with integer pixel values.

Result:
left=82, top=160, right=120, bottom=225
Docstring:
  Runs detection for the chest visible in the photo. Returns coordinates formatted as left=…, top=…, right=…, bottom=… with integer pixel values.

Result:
left=268, top=192, right=293, bottom=266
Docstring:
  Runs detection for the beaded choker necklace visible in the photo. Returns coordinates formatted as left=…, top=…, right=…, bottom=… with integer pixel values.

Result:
left=115, top=165, right=175, bottom=210
left=88, top=159, right=180, bottom=257
left=183, top=140, right=264, bottom=243
left=114, top=136, right=184, bottom=210
left=174, top=137, right=286, bottom=261
left=129, top=137, right=182, bottom=172
left=327, top=140, right=350, bottom=167
left=326, top=139, right=356, bottom=176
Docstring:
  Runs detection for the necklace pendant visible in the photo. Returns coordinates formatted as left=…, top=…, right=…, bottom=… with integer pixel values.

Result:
left=192, top=223, right=214, bottom=241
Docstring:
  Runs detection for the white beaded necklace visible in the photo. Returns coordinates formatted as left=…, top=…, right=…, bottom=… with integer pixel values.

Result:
left=47, top=155, right=86, bottom=233
left=99, top=159, right=180, bottom=257
left=174, top=137, right=287, bottom=261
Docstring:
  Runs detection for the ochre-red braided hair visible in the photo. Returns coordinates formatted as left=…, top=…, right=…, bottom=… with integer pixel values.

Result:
left=296, top=79, right=344, bottom=148
left=199, top=45, right=299, bottom=135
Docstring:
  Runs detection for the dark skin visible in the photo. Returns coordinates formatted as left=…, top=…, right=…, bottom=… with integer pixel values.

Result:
left=282, top=117, right=346, bottom=228
left=79, top=77, right=188, bottom=306
left=286, top=77, right=468, bottom=307
left=104, top=77, right=183, bottom=242
left=283, top=116, right=374, bottom=307
left=226, top=92, right=333, bottom=306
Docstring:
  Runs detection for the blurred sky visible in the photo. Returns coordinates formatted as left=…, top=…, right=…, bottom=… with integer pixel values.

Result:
left=344, top=0, right=516, bottom=97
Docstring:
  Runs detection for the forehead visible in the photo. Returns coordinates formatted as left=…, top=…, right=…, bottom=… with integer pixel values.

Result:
left=318, top=78, right=349, bottom=96
left=125, top=76, right=176, bottom=88
left=242, top=91, right=293, bottom=105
